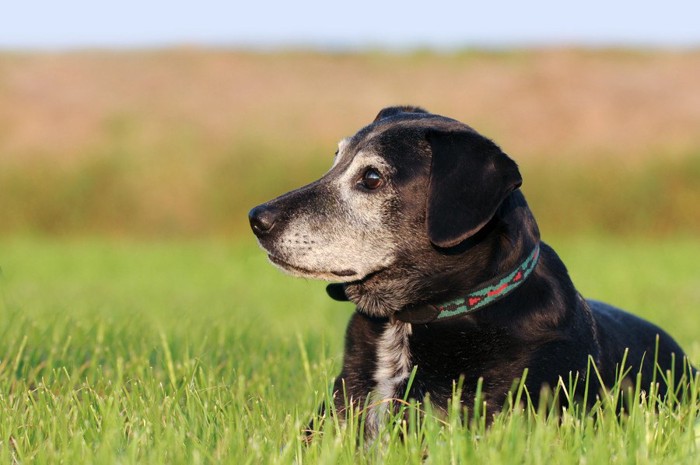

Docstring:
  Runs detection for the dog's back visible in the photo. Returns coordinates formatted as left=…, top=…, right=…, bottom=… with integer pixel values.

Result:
left=588, top=299, right=693, bottom=395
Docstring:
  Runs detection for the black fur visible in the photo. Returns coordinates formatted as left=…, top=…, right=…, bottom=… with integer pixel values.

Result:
left=249, top=107, right=694, bottom=437
left=426, top=128, right=522, bottom=248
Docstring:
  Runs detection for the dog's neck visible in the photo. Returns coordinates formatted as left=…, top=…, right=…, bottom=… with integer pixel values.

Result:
left=392, top=242, right=540, bottom=323
left=341, top=191, right=541, bottom=319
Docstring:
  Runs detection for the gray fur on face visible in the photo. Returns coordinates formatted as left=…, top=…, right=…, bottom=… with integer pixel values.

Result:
left=255, top=133, right=411, bottom=287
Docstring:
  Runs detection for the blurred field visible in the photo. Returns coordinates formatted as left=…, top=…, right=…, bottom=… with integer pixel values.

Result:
left=1, top=49, right=699, bottom=237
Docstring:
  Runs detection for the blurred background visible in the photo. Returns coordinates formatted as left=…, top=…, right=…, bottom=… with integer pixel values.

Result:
left=1, top=6, right=699, bottom=459
left=1, top=0, right=699, bottom=239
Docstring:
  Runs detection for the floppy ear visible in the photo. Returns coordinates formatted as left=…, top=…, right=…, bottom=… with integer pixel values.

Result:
left=426, top=129, right=522, bottom=248
left=374, top=105, right=428, bottom=123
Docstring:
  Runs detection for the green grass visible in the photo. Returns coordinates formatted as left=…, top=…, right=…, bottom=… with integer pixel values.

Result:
left=0, top=236, right=699, bottom=464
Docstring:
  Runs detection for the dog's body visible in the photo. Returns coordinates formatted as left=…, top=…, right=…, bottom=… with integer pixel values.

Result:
left=249, top=107, right=692, bottom=433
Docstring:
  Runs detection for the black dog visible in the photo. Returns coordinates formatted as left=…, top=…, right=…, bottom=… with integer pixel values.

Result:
left=249, top=106, right=693, bottom=435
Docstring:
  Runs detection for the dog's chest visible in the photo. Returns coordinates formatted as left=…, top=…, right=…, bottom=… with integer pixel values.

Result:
left=373, top=321, right=413, bottom=401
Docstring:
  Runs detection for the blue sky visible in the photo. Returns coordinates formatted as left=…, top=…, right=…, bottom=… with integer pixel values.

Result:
left=1, top=0, right=699, bottom=50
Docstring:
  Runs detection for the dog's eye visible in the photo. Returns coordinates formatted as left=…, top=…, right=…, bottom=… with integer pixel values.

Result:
left=361, top=168, right=384, bottom=190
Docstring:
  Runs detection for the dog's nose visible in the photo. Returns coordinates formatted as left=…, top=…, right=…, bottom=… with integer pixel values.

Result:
left=249, top=204, right=279, bottom=235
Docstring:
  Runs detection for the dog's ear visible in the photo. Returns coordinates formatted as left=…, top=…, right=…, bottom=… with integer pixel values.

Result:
left=374, top=106, right=428, bottom=123
left=426, top=129, right=522, bottom=248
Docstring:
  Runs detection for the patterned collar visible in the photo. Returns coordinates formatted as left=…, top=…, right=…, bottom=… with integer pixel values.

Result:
left=393, top=243, right=541, bottom=324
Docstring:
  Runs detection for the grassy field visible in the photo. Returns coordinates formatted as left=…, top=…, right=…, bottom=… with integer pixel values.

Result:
left=0, top=236, right=698, bottom=463
left=0, top=49, right=699, bottom=462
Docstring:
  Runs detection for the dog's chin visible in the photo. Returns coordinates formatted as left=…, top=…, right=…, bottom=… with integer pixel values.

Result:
left=267, top=254, right=367, bottom=282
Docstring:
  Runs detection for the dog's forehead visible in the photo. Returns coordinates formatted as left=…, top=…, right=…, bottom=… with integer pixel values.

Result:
left=359, top=114, right=471, bottom=147
left=335, top=113, right=472, bottom=164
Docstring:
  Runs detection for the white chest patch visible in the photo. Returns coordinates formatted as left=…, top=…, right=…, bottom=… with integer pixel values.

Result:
left=365, top=321, right=413, bottom=436
left=373, top=321, right=413, bottom=402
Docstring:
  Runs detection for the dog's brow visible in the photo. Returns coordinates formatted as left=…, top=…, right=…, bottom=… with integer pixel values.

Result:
left=354, top=151, right=382, bottom=164
left=348, top=151, right=392, bottom=173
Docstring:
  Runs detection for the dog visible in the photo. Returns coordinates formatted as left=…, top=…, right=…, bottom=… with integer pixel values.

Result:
left=249, top=106, right=693, bottom=436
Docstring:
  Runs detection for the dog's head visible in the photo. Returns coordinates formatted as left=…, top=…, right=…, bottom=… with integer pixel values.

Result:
left=249, top=107, right=525, bottom=316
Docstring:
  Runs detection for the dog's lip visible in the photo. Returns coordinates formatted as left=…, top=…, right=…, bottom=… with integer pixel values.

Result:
left=267, top=254, right=358, bottom=279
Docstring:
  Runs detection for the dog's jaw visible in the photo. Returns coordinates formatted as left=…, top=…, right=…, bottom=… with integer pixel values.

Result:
left=266, top=253, right=360, bottom=281
left=265, top=248, right=397, bottom=284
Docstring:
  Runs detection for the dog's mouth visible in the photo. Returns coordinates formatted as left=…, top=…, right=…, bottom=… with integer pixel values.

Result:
left=267, top=254, right=359, bottom=280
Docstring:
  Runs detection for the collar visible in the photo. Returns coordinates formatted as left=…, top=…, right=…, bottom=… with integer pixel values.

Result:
left=393, top=243, right=541, bottom=324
